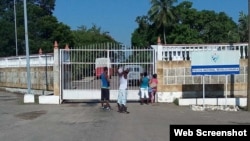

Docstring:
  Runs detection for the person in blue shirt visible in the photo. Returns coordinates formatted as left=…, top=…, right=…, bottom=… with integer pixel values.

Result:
left=100, top=67, right=111, bottom=110
left=140, top=72, right=150, bottom=105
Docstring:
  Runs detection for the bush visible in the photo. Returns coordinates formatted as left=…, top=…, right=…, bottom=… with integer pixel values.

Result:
left=173, top=98, right=179, bottom=105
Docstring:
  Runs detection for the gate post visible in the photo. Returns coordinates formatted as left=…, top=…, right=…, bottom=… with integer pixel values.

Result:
left=53, top=41, right=60, bottom=96
left=151, top=37, right=163, bottom=74
left=156, top=37, right=163, bottom=61
left=38, top=41, right=60, bottom=104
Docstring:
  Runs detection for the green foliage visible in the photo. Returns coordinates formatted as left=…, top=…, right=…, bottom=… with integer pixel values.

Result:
left=0, top=0, right=248, bottom=57
left=72, top=24, right=116, bottom=47
left=238, top=11, right=248, bottom=42
left=148, top=0, right=178, bottom=44
left=131, top=0, right=242, bottom=46
left=173, top=98, right=179, bottom=105
left=0, top=20, right=14, bottom=56
left=0, top=0, right=71, bottom=56
left=131, top=16, right=153, bottom=48
left=0, top=0, right=118, bottom=57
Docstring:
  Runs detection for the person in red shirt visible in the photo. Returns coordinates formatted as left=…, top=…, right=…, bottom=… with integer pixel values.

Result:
left=149, top=73, right=158, bottom=104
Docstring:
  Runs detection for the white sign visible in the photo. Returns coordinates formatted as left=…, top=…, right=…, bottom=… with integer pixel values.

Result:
left=191, top=51, right=240, bottom=75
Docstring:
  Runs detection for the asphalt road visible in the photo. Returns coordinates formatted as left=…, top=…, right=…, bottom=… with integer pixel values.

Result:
left=1, top=90, right=250, bottom=141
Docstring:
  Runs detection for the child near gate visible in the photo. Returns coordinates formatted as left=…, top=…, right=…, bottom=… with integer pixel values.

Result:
left=149, top=74, right=158, bottom=104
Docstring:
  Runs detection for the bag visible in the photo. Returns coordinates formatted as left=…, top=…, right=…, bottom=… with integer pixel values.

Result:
left=149, top=82, right=157, bottom=88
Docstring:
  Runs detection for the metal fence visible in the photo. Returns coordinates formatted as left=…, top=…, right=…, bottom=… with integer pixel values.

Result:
left=154, top=43, right=248, bottom=61
left=60, top=43, right=156, bottom=100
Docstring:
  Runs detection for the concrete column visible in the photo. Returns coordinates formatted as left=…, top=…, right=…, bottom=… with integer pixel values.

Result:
left=38, top=48, right=42, bottom=65
left=38, top=42, right=60, bottom=104
left=157, top=37, right=163, bottom=61
left=39, top=48, right=42, bottom=55
left=53, top=41, right=60, bottom=96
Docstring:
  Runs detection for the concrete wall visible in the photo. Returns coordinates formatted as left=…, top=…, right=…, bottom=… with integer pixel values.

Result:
left=0, top=66, right=53, bottom=91
left=156, top=59, right=248, bottom=99
left=0, top=57, right=247, bottom=99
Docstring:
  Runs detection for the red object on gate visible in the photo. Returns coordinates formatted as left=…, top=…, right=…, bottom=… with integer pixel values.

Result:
left=95, top=58, right=113, bottom=79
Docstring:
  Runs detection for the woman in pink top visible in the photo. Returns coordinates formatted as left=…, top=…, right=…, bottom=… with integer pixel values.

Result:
left=149, top=74, right=158, bottom=104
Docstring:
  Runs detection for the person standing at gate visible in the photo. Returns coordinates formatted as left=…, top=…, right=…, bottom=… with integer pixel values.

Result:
left=140, top=72, right=150, bottom=105
left=117, top=67, right=130, bottom=114
left=149, top=73, right=158, bottom=104
left=100, top=67, right=111, bottom=110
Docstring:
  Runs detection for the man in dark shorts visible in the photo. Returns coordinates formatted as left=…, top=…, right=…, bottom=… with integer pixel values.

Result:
left=100, top=67, right=111, bottom=110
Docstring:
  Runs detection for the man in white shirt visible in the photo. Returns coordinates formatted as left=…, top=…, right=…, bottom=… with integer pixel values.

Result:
left=117, top=67, right=130, bottom=114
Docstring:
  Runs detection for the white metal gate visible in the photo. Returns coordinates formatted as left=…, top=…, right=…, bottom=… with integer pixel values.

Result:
left=60, top=43, right=156, bottom=101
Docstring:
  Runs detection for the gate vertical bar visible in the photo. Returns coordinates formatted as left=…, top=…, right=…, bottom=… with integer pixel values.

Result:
left=107, top=42, right=110, bottom=77
left=59, top=49, right=63, bottom=101
left=153, top=48, right=156, bottom=74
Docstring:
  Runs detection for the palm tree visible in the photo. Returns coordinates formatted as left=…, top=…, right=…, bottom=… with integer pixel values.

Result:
left=148, top=0, right=177, bottom=44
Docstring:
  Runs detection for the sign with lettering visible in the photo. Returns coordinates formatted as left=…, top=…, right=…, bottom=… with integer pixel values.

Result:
left=191, top=51, right=240, bottom=75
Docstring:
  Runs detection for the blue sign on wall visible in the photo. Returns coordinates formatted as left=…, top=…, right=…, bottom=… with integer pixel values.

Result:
left=191, top=51, right=240, bottom=75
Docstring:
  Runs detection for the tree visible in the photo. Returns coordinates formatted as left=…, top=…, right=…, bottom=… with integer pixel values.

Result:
left=28, top=0, right=55, bottom=15
left=194, top=10, right=239, bottom=43
left=0, top=20, right=14, bottom=56
left=148, top=0, right=177, bottom=44
left=173, top=1, right=239, bottom=44
left=169, top=1, right=202, bottom=43
left=72, top=24, right=116, bottom=46
left=69, top=25, right=120, bottom=79
left=132, top=0, right=240, bottom=45
left=238, top=11, right=248, bottom=42
left=131, top=16, right=155, bottom=48
left=0, top=0, right=74, bottom=56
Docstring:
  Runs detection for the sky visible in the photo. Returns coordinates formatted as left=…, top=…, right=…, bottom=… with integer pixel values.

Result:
left=53, top=0, right=248, bottom=46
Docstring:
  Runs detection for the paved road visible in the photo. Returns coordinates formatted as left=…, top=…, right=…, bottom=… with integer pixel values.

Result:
left=1, top=90, right=250, bottom=141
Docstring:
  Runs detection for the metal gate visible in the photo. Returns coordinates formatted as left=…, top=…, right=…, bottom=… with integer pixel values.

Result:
left=60, top=43, right=156, bottom=101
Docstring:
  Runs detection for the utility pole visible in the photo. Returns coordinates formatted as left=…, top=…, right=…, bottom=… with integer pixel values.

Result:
left=23, top=0, right=31, bottom=94
left=247, top=0, right=250, bottom=111
left=14, top=0, right=18, bottom=56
